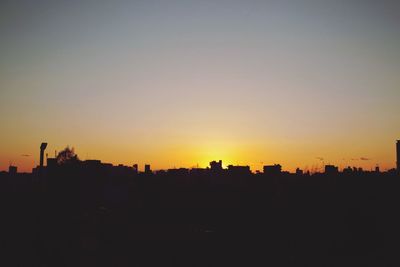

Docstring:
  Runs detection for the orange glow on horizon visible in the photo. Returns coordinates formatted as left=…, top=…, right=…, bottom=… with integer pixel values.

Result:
left=0, top=139, right=396, bottom=174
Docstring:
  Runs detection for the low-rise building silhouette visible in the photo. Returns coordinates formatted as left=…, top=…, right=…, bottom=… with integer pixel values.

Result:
left=263, top=164, right=282, bottom=175
left=296, top=168, right=303, bottom=175
left=167, top=168, right=190, bottom=176
left=227, top=165, right=251, bottom=175
left=325, top=165, right=339, bottom=175
left=190, top=168, right=209, bottom=175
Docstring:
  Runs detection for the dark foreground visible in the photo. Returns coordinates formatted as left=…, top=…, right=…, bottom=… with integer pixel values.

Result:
left=2, top=169, right=400, bottom=266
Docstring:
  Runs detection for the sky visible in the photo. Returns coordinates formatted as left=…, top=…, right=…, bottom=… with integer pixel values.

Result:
left=1, top=0, right=399, bottom=173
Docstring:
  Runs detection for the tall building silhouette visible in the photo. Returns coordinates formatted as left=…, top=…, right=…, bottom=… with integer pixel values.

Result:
left=145, top=164, right=152, bottom=174
left=210, top=160, right=223, bottom=172
left=8, top=165, right=17, bottom=175
left=397, top=140, right=400, bottom=172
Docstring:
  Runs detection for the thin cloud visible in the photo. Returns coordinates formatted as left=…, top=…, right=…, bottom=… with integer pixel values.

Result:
left=350, top=157, right=371, bottom=161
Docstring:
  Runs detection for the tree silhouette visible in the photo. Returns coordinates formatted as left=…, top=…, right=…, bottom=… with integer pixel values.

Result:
left=56, top=146, right=79, bottom=165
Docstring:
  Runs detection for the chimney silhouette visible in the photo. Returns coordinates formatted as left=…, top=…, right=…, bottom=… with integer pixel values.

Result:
left=40, top=142, right=48, bottom=168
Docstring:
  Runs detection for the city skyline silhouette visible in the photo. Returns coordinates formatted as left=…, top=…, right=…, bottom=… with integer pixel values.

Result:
left=1, top=1, right=400, bottom=266
left=2, top=141, right=400, bottom=266
left=3, top=140, right=400, bottom=175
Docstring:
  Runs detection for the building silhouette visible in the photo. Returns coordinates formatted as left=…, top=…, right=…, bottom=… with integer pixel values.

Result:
left=167, top=168, right=190, bottom=176
left=296, top=168, right=303, bottom=175
left=227, top=165, right=251, bottom=175
left=325, top=165, right=339, bottom=175
left=397, top=140, right=400, bottom=172
left=210, top=160, right=223, bottom=172
left=145, top=164, right=152, bottom=174
left=8, top=165, right=17, bottom=175
left=263, top=164, right=282, bottom=175
left=375, top=165, right=380, bottom=173
left=133, top=164, right=138, bottom=174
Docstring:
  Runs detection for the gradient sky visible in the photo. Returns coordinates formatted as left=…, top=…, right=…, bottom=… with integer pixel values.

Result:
left=1, top=0, right=399, bottom=172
